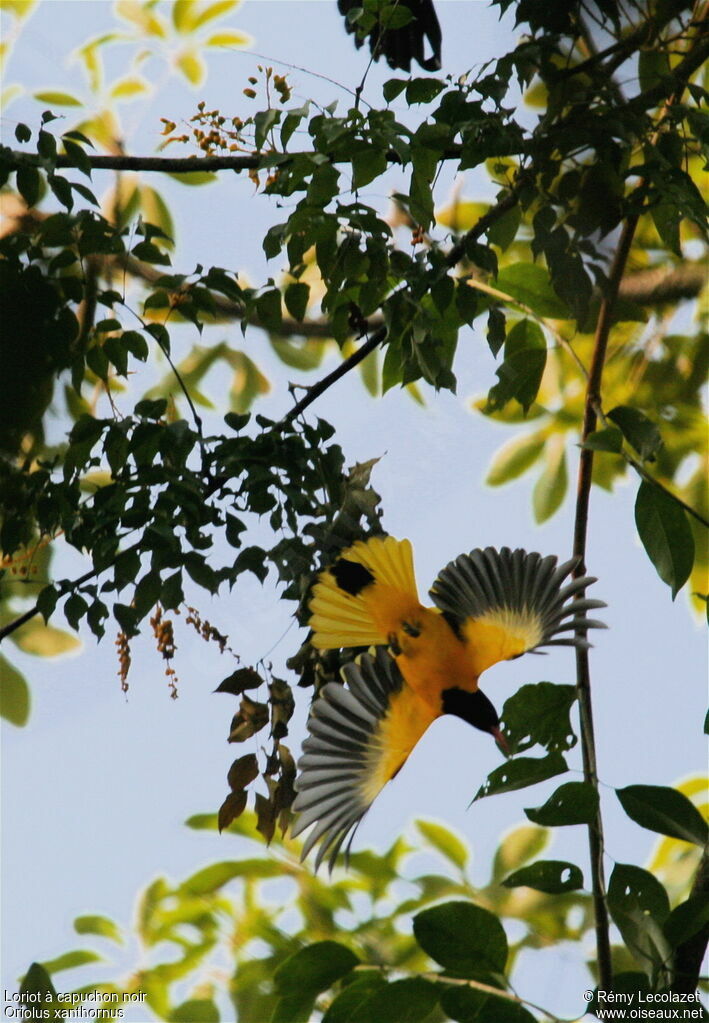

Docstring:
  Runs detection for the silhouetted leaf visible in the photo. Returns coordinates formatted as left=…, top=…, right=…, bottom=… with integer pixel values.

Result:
left=502, top=859, right=583, bottom=894
left=616, top=784, right=708, bottom=846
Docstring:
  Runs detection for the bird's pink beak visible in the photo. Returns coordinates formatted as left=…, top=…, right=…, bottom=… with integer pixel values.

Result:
left=491, top=726, right=509, bottom=756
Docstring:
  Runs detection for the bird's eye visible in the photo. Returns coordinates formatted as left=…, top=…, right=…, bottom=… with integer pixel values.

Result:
left=402, top=621, right=421, bottom=637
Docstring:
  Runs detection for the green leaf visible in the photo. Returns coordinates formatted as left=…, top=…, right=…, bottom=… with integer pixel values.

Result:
left=352, top=149, right=387, bottom=190
left=40, top=950, right=103, bottom=974
left=74, top=915, right=123, bottom=944
left=474, top=752, right=567, bottom=801
left=489, top=348, right=547, bottom=414
left=525, top=781, right=599, bottom=826
left=608, top=406, right=662, bottom=460
left=256, top=289, right=283, bottom=332
left=664, top=894, right=709, bottom=949
left=20, top=963, right=57, bottom=1003
left=9, top=619, right=81, bottom=657
left=0, top=654, right=30, bottom=726
left=495, top=263, right=571, bottom=319
left=322, top=972, right=387, bottom=1023
left=500, top=682, right=577, bottom=754
left=16, top=164, right=40, bottom=207
left=415, top=820, right=468, bottom=871
left=413, top=901, right=507, bottom=977
left=179, top=859, right=280, bottom=895
left=440, top=986, right=536, bottom=1023
left=635, top=481, right=694, bottom=598
left=608, top=863, right=671, bottom=974
left=502, top=859, right=583, bottom=894
left=616, top=784, right=708, bottom=846
left=491, top=825, right=548, bottom=883
left=170, top=999, right=220, bottom=1023
left=272, top=942, right=359, bottom=1023
left=486, top=432, right=545, bottom=486
left=284, top=282, right=310, bottom=322
left=583, top=427, right=623, bottom=453
left=347, top=978, right=440, bottom=1023
left=532, top=436, right=567, bottom=523
left=487, top=204, right=521, bottom=252
left=383, top=78, right=407, bottom=102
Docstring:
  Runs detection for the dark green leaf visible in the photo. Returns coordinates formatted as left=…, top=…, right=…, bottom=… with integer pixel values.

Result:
left=348, top=978, right=440, bottom=1023
left=406, top=78, right=445, bottom=104
left=502, top=859, right=583, bottom=894
left=495, top=263, right=571, bottom=319
left=215, top=668, right=264, bottom=695
left=16, top=165, right=41, bottom=207
left=608, top=863, right=671, bottom=973
left=20, top=963, right=56, bottom=1003
left=284, top=282, right=310, bottom=322
left=352, top=149, right=387, bottom=190
left=474, top=752, right=567, bottom=800
left=441, top=986, right=536, bottom=1023
left=616, top=784, right=708, bottom=846
left=663, top=894, right=709, bottom=948
left=635, top=480, right=694, bottom=599
left=608, top=406, right=662, bottom=460
left=583, top=427, right=623, bottom=453
left=322, top=972, right=387, bottom=1023
left=500, top=682, right=577, bottom=754
left=383, top=79, right=408, bottom=102
left=272, top=942, right=359, bottom=1023
left=256, top=289, right=283, bottom=332
left=413, top=901, right=507, bottom=976
left=525, top=781, right=599, bottom=826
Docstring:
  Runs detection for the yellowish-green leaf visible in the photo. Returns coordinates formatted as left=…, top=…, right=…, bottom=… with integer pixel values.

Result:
left=115, top=1, right=167, bottom=36
left=227, top=351, right=270, bottom=413
left=523, top=78, right=548, bottom=108
left=492, top=824, right=549, bottom=882
left=33, top=90, right=82, bottom=107
left=164, top=170, right=218, bottom=186
left=110, top=75, right=150, bottom=101
left=205, top=29, right=251, bottom=47
left=9, top=618, right=82, bottom=657
left=486, top=431, right=545, bottom=486
left=436, top=199, right=490, bottom=233
left=140, top=186, right=175, bottom=245
left=193, top=0, right=240, bottom=31
left=533, top=433, right=567, bottom=523
left=0, top=654, right=30, bottom=726
left=74, top=915, right=124, bottom=944
left=2, top=0, right=38, bottom=18
left=416, top=819, right=468, bottom=871
left=1, top=84, right=22, bottom=109
left=75, top=110, right=121, bottom=151
left=175, top=48, right=206, bottom=86
left=172, top=0, right=197, bottom=32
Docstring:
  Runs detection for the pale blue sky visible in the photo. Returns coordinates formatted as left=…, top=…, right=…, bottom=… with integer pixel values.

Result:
left=1, top=3, right=706, bottom=1021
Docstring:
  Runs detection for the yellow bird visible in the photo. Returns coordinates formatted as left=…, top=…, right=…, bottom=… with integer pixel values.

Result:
left=291, top=536, right=605, bottom=869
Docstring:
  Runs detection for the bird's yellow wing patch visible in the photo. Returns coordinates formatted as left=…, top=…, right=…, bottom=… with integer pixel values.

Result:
left=462, top=609, right=543, bottom=677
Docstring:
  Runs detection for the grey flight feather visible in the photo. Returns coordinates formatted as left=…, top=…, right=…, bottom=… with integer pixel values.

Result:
left=291, top=646, right=404, bottom=872
left=429, top=546, right=606, bottom=651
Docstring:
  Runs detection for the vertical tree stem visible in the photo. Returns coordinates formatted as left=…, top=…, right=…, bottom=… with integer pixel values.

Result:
left=572, top=213, right=639, bottom=993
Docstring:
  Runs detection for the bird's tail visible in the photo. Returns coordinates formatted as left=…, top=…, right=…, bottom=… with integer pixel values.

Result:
left=309, top=536, right=418, bottom=649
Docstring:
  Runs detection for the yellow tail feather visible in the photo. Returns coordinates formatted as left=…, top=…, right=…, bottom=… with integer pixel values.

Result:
left=309, top=536, right=419, bottom=650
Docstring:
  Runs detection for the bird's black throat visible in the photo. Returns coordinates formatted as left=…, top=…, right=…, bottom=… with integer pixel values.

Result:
left=442, top=687, right=500, bottom=734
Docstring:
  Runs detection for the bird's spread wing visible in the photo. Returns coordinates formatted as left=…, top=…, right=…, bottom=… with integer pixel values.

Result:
left=429, top=547, right=606, bottom=677
left=309, top=536, right=420, bottom=649
left=291, top=647, right=436, bottom=871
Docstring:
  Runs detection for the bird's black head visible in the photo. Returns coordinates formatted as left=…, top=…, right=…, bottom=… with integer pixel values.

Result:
left=442, top=687, right=508, bottom=752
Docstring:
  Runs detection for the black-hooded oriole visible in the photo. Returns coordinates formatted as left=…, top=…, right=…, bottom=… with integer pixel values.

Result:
left=291, top=537, right=605, bottom=869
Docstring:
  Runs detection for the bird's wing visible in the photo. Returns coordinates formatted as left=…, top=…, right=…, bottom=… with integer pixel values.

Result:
left=309, top=535, right=420, bottom=649
left=291, top=646, right=437, bottom=871
left=429, top=547, right=606, bottom=677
